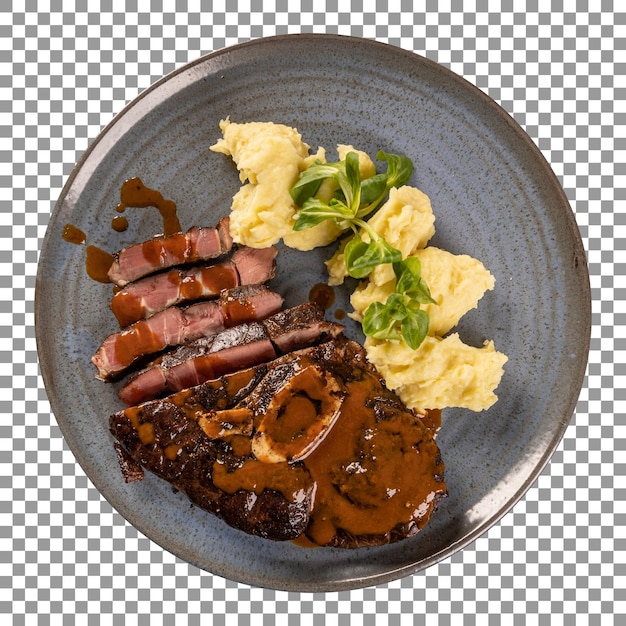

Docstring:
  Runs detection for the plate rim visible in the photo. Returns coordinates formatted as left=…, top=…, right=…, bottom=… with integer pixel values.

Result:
left=35, top=33, right=591, bottom=592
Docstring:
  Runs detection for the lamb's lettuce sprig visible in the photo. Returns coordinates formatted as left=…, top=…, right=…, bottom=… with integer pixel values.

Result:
left=292, top=150, right=412, bottom=277
left=362, top=257, right=436, bottom=350
left=290, top=149, right=435, bottom=350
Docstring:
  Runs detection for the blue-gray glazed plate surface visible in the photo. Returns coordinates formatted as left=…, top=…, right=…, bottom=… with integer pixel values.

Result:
left=35, top=34, right=590, bottom=592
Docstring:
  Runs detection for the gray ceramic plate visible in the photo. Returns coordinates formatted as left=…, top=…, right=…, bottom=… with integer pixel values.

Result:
left=35, top=34, right=590, bottom=592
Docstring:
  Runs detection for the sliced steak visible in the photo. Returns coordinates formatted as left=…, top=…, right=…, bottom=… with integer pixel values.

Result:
left=92, top=284, right=284, bottom=381
left=110, top=245, right=277, bottom=328
left=118, top=324, right=277, bottom=406
left=117, top=302, right=345, bottom=405
left=107, top=217, right=233, bottom=287
left=109, top=337, right=446, bottom=547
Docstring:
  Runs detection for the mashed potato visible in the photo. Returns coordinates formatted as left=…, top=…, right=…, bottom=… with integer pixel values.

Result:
left=210, top=119, right=310, bottom=247
left=211, top=120, right=374, bottom=251
left=351, top=247, right=506, bottom=411
left=365, top=334, right=508, bottom=412
left=337, top=144, right=377, bottom=180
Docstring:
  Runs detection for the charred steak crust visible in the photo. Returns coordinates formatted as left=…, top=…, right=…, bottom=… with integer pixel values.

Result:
left=109, top=337, right=447, bottom=547
left=110, top=362, right=313, bottom=541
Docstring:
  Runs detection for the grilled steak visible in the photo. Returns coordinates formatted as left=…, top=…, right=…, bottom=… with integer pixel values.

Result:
left=107, top=217, right=233, bottom=287
left=117, top=302, right=345, bottom=405
left=109, top=336, right=446, bottom=548
left=110, top=246, right=278, bottom=327
left=92, top=284, right=284, bottom=381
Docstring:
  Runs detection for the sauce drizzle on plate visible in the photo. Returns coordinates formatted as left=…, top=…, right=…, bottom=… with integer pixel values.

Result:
left=117, top=177, right=181, bottom=236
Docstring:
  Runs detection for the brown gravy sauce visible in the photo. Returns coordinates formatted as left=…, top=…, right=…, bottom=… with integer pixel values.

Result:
left=112, top=322, right=161, bottom=367
left=63, top=178, right=181, bottom=284
left=180, top=264, right=238, bottom=301
left=117, top=177, right=182, bottom=236
left=308, top=282, right=335, bottom=310
left=110, top=290, right=146, bottom=325
left=85, top=245, right=115, bottom=283
left=298, top=372, right=443, bottom=545
left=62, top=223, right=86, bottom=245
left=63, top=224, right=114, bottom=284
left=111, top=215, right=129, bottom=232
left=222, top=297, right=257, bottom=327
left=421, top=408, right=442, bottom=436
left=124, top=405, right=156, bottom=445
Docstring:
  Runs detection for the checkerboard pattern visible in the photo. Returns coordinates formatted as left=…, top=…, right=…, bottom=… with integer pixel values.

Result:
left=3, top=4, right=623, bottom=623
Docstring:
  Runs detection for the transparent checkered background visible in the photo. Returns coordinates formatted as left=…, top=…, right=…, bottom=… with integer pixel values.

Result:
left=2, top=2, right=623, bottom=623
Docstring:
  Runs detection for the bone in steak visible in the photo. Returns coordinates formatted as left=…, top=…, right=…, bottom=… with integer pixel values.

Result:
left=110, top=245, right=278, bottom=328
left=117, top=302, right=345, bottom=405
left=107, top=217, right=233, bottom=287
left=109, top=336, right=446, bottom=547
left=92, top=284, right=284, bottom=381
